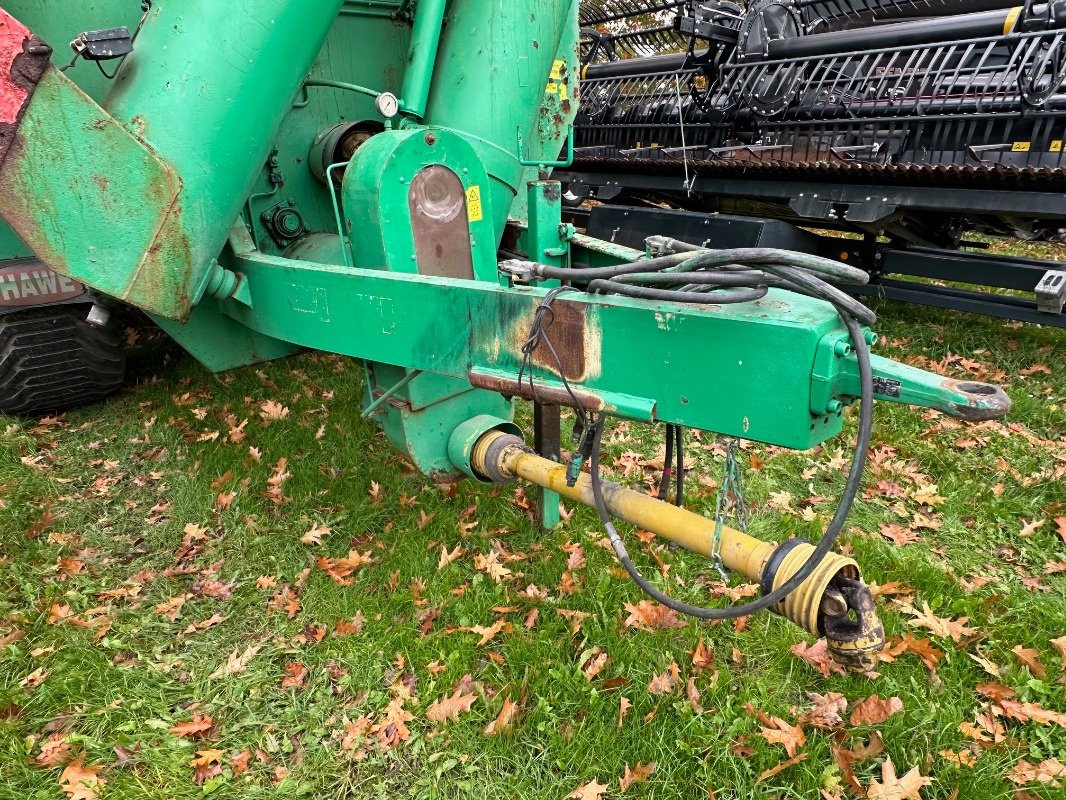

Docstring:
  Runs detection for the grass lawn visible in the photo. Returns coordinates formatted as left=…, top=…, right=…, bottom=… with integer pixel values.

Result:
left=0, top=295, right=1063, bottom=800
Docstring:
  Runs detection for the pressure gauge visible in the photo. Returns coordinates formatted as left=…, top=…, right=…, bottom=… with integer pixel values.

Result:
left=376, top=92, right=400, bottom=119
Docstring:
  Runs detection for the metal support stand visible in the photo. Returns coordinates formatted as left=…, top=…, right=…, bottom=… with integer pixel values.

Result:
left=533, top=402, right=562, bottom=529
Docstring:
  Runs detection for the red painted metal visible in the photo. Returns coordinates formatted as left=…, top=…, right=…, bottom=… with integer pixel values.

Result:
left=0, top=9, right=34, bottom=126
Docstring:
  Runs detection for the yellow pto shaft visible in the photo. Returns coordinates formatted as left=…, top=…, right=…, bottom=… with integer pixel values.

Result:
left=473, top=431, right=885, bottom=671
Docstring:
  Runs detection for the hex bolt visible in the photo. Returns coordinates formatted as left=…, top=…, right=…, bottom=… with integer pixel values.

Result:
left=833, top=340, right=853, bottom=357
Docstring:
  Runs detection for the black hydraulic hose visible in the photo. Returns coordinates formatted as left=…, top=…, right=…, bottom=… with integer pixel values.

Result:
left=658, top=423, right=675, bottom=502
left=590, top=314, right=874, bottom=620
left=674, top=424, right=685, bottom=507
left=588, top=281, right=770, bottom=305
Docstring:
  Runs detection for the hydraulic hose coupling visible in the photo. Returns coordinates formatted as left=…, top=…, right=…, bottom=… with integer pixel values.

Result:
left=760, top=539, right=885, bottom=672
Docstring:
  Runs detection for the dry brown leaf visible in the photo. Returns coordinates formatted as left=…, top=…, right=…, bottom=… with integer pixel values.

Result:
left=259, top=400, right=289, bottom=423
left=758, top=716, right=806, bottom=758
left=18, top=667, right=48, bottom=689
left=685, top=676, right=703, bottom=713
left=866, top=756, right=931, bottom=800
left=623, top=600, right=686, bottom=631
left=36, top=734, right=72, bottom=768
left=210, top=645, right=262, bottom=679
left=790, top=638, right=845, bottom=677
left=691, top=640, right=714, bottom=671
left=1010, top=645, right=1046, bottom=678
left=1007, top=757, right=1066, bottom=787
left=425, top=689, right=477, bottom=723
left=438, top=544, right=464, bottom=570
left=280, top=662, right=308, bottom=690
left=190, top=749, right=224, bottom=785
left=568, top=779, right=609, bottom=800
left=1052, top=635, right=1066, bottom=664
left=473, top=551, right=511, bottom=583
left=803, top=692, right=848, bottom=729
left=317, top=550, right=374, bottom=586
left=850, top=695, right=903, bottom=727
left=59, top=754, right=105, bottom=800
left=618, top=696, right=631, bottom=728
left=898, top=601, right=977, bottom=642
left=619, top=762, right=656, bottom=792
left=335, top=613, right=365, bottom=636
left=469, top=618, right=510, bottom=647
left=647, top=662, right=680, bottom=696
left=484, top=695, right=521, bottom=736
left=938, top=749, right=977, bottom=768
left=168, top=713, right=214, bottom=739
left=583, top=650, right=609, bottom=681
left=757, top=752, right=809, bottom=783
left=300, top=524, right=331, bottom=546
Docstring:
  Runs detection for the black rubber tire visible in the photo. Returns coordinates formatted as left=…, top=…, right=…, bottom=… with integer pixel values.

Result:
left=0, top=305, right=126, bottom=415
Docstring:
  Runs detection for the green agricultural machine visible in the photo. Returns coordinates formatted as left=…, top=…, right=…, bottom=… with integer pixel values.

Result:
left=0, top=0, right=1012, bottom=669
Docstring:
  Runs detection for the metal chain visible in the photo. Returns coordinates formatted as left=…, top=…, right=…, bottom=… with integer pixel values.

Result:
left=711, top=437, right=749, bottom=580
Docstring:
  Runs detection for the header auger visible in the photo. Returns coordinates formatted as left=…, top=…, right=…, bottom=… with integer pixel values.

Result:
left=0, top=0, right=1010, bottom=670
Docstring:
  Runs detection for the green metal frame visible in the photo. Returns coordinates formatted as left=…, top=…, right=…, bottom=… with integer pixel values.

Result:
left=0, top=0, right=1009, bottom=485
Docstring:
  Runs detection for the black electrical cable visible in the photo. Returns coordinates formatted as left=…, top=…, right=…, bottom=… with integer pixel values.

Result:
left=588, top=313, right=874, bottom=620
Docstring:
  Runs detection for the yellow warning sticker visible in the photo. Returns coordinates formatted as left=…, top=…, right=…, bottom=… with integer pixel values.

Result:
left=1012, top=141, right=1032, bottom=152
left=550, top=60, right=567, bottom=80
left=466, top=186, right=483, bottom=223
left=545, top=82, right=559, bottom=95
left=1052, top=140, right=1063, bottom=153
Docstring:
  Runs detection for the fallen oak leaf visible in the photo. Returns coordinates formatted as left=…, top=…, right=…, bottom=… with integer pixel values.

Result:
left=1008, top=757, right=1066, bottom=787
left=790, top=638, right=846, bottom=677
left=210, top=645, right=262, bottom=679
left=300, top=524, right=331, bottom=546
left=1010, top=645, right=1046, bottom=678
left=647, top=662, right=680, bottom=696
left=189, top=749, right=224, bottom=786
left=280, top=661, right=308, bottom=690
left=1052, top=635, right=1066, bottom=664
left=36, top=733, right=72, bottom=768
left=757, top=715, right=806, bottom=758
left=59, top=753, right=105, bottom=800
left=582, top=650, right=609, bottom=681
left=897, top=601, right=977, bottom=642
left=623, top=600, right=686, bottom=631
left=484, top=694, right=522, bottom=736
left=619, top=761, right=656, bottom=792
left=438, top=544, right=464, bottom=570
left=866, top=756, right=931, bottom=800
left=468, top=618, right=510, bottom=647
left=168, top=713, right=214, bottom=739
left=850, top=695, right=903, bottom=727
left=568, top=780, right=609, bottom=800
left=425, top=688, right=477, bottom=723
left=802, top=692, right=848, bottom=729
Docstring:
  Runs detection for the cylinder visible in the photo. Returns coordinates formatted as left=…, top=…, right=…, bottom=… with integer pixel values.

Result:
left=422, top=0, right=580, bottom=240
left=766, top=6, right=1037, bottom=60
left=400, top=0, right=447, bottom=119
left=103, top=0, right=344, bottom=302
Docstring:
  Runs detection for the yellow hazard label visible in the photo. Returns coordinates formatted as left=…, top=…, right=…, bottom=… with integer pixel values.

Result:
left=1012, top=141, right=1032, bottom=152
left=1052, top=140, right=1063, bottom=152
left=551, top=60, right=566, bottom=80
left=545, top=82, right=559, bottom=95
left=466, top=186, right=483, bottom=223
